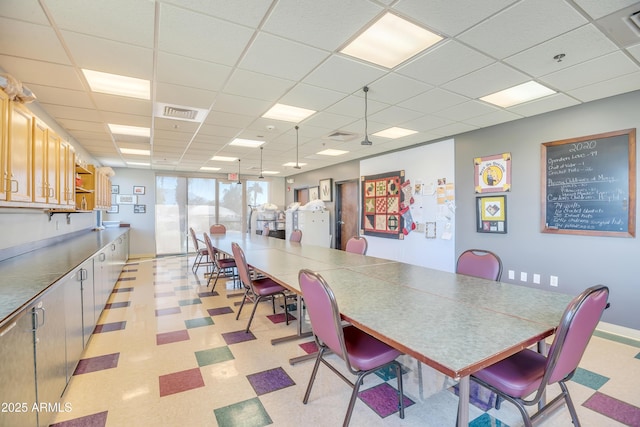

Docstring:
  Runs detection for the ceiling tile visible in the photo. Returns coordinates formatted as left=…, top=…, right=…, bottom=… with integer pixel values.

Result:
left=504, top=24, right=619, bottom=77
left=567, top=71, right=640, bottom=102
left=0, top=55, right=83, bottom=90
left=223, top=69, right=294, bottom=101
left=442, top=62, right=528, bottom=98
left=278, top=83, right=347, bottom=111
left=398, top=88, right=469, bottom=114
left=156, top=52, right=232, bottom=93
left=366, top=73, right=433, bottom=104
left=433, top=100, right=501, bottom=121
left=0, top=0, right=50, bottom=24
left=0, top=18, right=69, bottom=64
left=572, top=0, right=640, bottom=19
left=155, top=82, right=216, bottom=109
left=509, top=93, right=580, bottom=116
left=458, top=0, right=587, bottom=59
left=161, top=0, right=273, bottom=27
left=303, top=55, right=387, bottom=94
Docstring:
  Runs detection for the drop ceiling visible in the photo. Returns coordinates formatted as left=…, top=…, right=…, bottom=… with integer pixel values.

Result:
left=1, top=0, right=639, bottom=177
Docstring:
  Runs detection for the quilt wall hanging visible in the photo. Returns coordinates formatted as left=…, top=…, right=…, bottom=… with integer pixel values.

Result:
left=361, top=170, right=405, bottom=239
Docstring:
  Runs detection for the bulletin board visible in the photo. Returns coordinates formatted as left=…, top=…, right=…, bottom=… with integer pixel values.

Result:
left=361, top=170, right=404, bottom=239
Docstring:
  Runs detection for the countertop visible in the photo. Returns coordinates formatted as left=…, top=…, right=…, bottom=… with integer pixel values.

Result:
left=0, top=227, right=129, bottom=329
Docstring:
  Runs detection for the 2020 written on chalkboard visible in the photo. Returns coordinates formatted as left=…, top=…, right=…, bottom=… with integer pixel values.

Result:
left=540, top=128, right=636, bottom=238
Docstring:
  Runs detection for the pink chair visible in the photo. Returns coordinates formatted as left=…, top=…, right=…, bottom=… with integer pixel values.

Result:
left=470, top=285, right=609, bottom=427
left=298, top=269, right=405, bottom=426
left=345, top=236, right=367, bottom=255
left=290, top=229, right=303, bottom=243
left=232, top=243, right=289, bottom=333
left=189, top=227, right=211, bottom=273
left=456, top=249, right=502, bottom=281
left=209, top=223, right=227, bottom=234
left=203, top=233, right=236, bottom=291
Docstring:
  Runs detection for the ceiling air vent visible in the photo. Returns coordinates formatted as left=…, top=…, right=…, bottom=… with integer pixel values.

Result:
left=596, top=5, right=640, bottom=47
left=324, top=130, right=359, bottom=142
left=153, top=102, right=209, bottom=123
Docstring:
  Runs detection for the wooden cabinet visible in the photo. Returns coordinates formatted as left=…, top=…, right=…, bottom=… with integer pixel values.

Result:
left=61, top=141, right=75, bottom=207
left=6, top=101, right=32, bottom=202
left=75, top=164, right=111, bottom=210
left=32, top=117, right=62, bottom=206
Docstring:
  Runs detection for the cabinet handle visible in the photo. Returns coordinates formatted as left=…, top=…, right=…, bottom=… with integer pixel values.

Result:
left=100, top=253, right=106, bottom=262
left=10, top=178, right=18, bottom=193
left=34, top=306, right=45, bottom=329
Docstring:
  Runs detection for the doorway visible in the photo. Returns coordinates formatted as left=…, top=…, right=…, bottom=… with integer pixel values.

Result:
left=335, top=179, right=359, bottom=250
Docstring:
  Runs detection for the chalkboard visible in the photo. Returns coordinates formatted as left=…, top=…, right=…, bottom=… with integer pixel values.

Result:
left=541, top=128, right=636, bottom=237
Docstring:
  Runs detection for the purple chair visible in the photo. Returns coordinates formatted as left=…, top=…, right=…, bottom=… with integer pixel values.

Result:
left=456, top=249, right=502, bottom=281
left=189, top=227, right=211, bottom=273
left=470, top=285, right=609, bottom=427
left=290, top=229, right=303, bottom=243
left=298, top=269, right=405, bottom=426
left=345, top=236, right=367, bottom=255
left=232, top=243, right=289, bottom=333
left=202, top=233, right=237, bottom=290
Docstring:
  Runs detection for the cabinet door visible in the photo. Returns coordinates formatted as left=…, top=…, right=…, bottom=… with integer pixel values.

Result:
left=80, top=260, right=95, bottom=346
left=33, top=118, right=48, bottom=204
left=0, top=90, right=7, bottom=201
left=33, top=285, right=67, bottom=427
left=7, top=102, right=32, bottom=202
left=46, top=130, right=60, bottom=205
left=0, top=309, right=37, bottom=427
left=61, top=142, right=75, bottom=207
left=94, top=250, right=109, bottom=317
left=63, top=269, right=84, bottom=383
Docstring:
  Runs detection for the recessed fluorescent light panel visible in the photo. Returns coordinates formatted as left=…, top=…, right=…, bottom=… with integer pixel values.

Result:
left=283, top=162, right=307, bottom=167
left=373, top=127, right=417, bottom=139
left=262, top=103, right=316, bottom=122
left=262, top=171, right=279, bottom=175
left=200, top=166, right=221, bottom=171
left=126, top=162, right=150, bottom=166
left=480, top=81, right=556, bottom=108
left=340, top=12, right=443, bottom=68
left=229, top=138, right=265, bottom=148
left=109, top=124, right=151, bottom=137
left=83, top=69, right=150, bottom=100
left=210, top=155, right=238, bottom=162
left=119, top=148, right=150, bottom=155
left=317, top=149, right=348, bottom=156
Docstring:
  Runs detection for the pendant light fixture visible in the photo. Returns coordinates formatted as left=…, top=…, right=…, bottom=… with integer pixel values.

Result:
left=236, top=159, right=241, bottom=184
left=258, top=146, right=264, bottom=179
left=293, top=125, right=301, bottom=169
left=361, top=86, right=372, bottom=146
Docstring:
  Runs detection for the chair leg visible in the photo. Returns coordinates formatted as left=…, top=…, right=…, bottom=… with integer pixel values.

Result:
left=245, top=295, right=264, bottom=333
left=303, top=346, right=326, bottom=404
left=235, top=288, right=251, bottom=320
left=344, top=371, right=367, bottom=427
left=394, top=361, right=405, bottom=419
left=560, top=382, right=581, bottom=427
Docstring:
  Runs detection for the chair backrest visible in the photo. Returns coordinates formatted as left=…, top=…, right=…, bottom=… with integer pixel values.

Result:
left=231, top=242, right=253, bottom=290
left=345, top=236, right=367, bottom=255
left=189, top=227, right=201, bottom=251
left=290, top=229, right=303, bottom=243
left=298, top=269, right=349, bottom=365
left=210, top=224, right=227, bottom=234
left=543, top=285, right=609, bottom=387
left=456, top=249, right=502, bottom=281
left=202, top=232, right=215, bottom=257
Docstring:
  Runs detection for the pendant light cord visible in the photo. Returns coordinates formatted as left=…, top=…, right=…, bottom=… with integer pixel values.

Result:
left=294, top=125, right=301, bottom=169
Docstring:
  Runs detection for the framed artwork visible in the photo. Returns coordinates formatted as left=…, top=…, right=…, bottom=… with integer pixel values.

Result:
left=474, top=152, right=511, bottom=193
left=111, top=185, right=119, bottom=194
left=319, top=178, right=332, bottom=202
left=133, top=186, right=145, bottom=195
left=361, top=170, right=404, bottom=240
left=133, top=204, right=146, bottom=214
left=116, top=194, right=137, bottom=205
left=477, top=195, right=507, bottom=233
left=425, top=222, right=436, bottom=239
left=309, top=186, right=319, bottom=201
left=106, top=204, right=119, bottom=214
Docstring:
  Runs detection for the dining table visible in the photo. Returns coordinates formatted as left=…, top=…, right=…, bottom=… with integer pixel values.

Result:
left=208, top=232, right=573, bottom=426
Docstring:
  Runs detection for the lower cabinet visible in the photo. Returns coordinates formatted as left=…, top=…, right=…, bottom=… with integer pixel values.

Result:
left=0, top=231, right=129, bottom=427
left=0, top=309, right=37, bottom=427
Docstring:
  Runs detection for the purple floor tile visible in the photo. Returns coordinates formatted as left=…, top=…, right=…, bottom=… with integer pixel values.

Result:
left=299, top=341, right=318, bottom=354
left=359, top=382, right=414, bottom=418
left=159, top=367, right=205, bottom=397
left=583, top=392, right=640, bottom=426
left=246, top=367, right=295, bottom=395
left=94, top=321, right=126, bottom=333
left=112, top=287, right=133, bottom=292
left=157, top=330, right=190, bottom=345
left=49, top=410, right=108, bottom=427
left=74, top=353, right=119, bottom=375
left=155, top=307, right=181, bottom=316
left=105, top=301, right=130, bottom=309
left=198, top=290, right=219, bottom=297
left=117, top=277, right=135, bottom=282
left=266, top=312, right=296, bottom=324
left=222, top=330, right=256, bottom=345
left=208, top=307, right=234, bottom=316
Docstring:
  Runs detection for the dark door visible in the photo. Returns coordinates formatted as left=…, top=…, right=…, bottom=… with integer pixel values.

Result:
left=295, top=188, right=309, bottom=205
left=335, top=180, right=359, bottom=250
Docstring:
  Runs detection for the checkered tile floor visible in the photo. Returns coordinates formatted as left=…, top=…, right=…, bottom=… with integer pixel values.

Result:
left=50, top=255, right=640, bottom=426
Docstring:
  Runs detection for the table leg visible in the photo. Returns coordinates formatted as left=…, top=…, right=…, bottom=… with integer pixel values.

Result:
left=457, top=376, right=470, bottom=427
left=270, top=294, right=316, bottom=365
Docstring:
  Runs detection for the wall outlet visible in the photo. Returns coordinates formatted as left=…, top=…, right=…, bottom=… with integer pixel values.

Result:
left=533, top=273, right=541, bottom=284
left=508, top=270, right=515, bottom=280
left=550, top=275, right=559, bottom=287
left=520, top=272, right=528, bottom=282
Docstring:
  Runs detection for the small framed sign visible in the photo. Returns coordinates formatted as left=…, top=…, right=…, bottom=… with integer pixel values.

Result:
left=133, top=186, right=145, bottom=195
left=133, top=204, right=146, bottom=214
left=117, top=194, right=137, bottom=205
left=476, top=195, right=507, bottom=234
